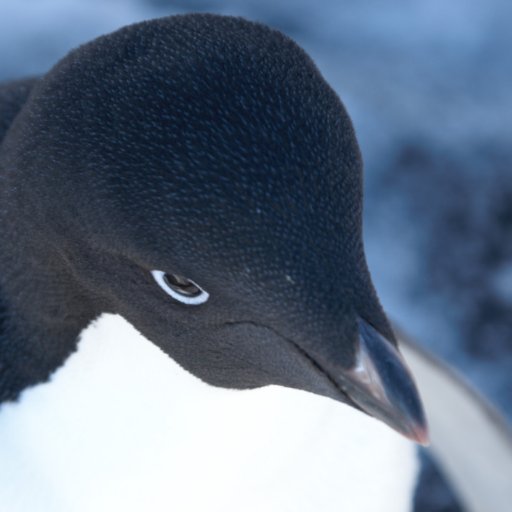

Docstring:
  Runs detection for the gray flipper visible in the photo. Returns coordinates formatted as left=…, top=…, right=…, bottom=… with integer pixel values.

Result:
left=397, top=328, right=512, bottom=512
left=0, top=77, right=39, bottom=144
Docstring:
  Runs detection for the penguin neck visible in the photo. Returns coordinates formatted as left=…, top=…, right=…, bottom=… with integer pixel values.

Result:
left=0, top=190, right=101, bottom=403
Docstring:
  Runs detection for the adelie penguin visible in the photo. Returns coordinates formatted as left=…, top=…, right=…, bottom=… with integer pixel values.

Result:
left=0, top=14, right=428, bottom=512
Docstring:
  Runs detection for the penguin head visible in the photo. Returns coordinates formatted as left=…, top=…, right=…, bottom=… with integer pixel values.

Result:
left=6, top=14, right=427, bottom=443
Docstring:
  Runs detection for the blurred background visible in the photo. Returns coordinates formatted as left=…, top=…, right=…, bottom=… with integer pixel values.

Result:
left=1, top=0, right=511, bottom=510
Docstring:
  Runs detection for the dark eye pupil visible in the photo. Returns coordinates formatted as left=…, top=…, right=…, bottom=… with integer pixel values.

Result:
left=163, top=273, right=201, bottom=297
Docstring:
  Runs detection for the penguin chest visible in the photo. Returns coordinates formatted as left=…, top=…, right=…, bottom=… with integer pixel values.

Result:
left=0, top=314, right=419, bottom=512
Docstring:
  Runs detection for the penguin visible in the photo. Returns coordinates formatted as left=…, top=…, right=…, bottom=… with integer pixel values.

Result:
left=399, top=332, right=512, bottom=512
left=0, top=14, right=427, bottom=512
left=0, top=78, right=36, bottom=141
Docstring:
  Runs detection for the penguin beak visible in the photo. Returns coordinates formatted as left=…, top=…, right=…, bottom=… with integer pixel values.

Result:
left=339, top=318, right=429, bottom=445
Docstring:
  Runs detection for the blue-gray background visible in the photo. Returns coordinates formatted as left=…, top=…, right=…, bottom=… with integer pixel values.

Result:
left=2, top=1, right=511, bottom=510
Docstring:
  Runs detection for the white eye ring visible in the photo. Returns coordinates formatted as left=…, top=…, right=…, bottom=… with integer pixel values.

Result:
left=151, top=270, right=209, bottom=305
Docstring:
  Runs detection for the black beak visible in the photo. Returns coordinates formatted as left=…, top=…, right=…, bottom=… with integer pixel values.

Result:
left=336, top=318, right=429, bottom=445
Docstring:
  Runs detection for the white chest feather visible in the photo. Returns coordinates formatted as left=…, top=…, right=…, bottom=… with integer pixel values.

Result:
left=0, top=314, right=418, bottom=512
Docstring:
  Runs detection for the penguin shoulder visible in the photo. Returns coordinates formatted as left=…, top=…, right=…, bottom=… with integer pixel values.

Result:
left=0, top=77, right=38, bottom=143
left=0, top=314, right=419, bottom=512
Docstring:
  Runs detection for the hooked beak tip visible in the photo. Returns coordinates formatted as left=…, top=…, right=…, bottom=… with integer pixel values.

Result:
left=339, top=318, right=429, bottom=446
left=407, top=424, right=430, bottom=446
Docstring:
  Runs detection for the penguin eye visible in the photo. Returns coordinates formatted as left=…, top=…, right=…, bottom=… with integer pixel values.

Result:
left=151, top=270, right=209, bottom=305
